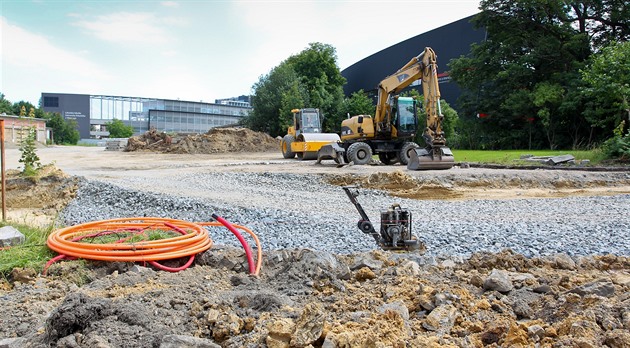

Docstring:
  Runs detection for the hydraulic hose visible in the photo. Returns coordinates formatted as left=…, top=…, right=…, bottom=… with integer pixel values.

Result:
left=211, top=214, right=254, bottom=275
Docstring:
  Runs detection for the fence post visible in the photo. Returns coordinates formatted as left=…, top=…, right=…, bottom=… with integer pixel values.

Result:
left=1, top=119, right=6, bottom=221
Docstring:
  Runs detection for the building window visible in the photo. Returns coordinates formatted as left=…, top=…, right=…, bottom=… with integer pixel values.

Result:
left=44, top=96, right=59, bottom=107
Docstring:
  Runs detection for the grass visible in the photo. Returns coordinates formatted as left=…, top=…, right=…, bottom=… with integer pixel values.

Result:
left=0, top=222, right=56, bottom=279
left=452, top=149, right=606, bottom=165
left=0, top=222, right=185, bottom=281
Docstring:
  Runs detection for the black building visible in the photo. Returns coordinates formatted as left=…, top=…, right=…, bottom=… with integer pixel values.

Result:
left=341, top=15, right=486, bottom=109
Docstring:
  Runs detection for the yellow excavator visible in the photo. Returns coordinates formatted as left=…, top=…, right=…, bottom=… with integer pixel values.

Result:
left=281, top=108, right=341, bottom=160
left=318, top=47, right=454, bottom=170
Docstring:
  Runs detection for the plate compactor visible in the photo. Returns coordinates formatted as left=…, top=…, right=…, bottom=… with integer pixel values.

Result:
left=343, top=186, right=424, bottom=251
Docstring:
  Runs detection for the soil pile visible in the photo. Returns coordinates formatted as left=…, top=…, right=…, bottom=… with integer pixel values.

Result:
left=125, top=128, right=280, bottom=154
left=2, top=249, right=628, bottom=348
left=3, top=165, right=79, bottom=226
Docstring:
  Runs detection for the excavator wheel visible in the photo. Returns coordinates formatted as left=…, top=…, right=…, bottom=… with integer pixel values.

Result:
left=378, top=152, right=399, bottom=165
left=347, top=142, right=373, bottom=165
left=397, top=142, right=420, bottom=165
left=281, top=135, right=295, bottom=159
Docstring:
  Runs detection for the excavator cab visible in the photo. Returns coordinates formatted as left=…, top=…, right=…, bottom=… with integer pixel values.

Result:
left=392, top=97, right=418, bottom=137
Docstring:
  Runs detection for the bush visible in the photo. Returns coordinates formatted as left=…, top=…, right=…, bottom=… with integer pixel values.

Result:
left=106, top=118, right=134, bottom=138
left=601, top=120, right=629, bottom=161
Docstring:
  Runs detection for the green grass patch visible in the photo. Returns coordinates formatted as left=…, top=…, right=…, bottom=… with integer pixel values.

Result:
left=85, top=228, right=181, bottom=244
left=0, top=222, right=56, bottom=279
left=452, top=149, right=606, bottom=165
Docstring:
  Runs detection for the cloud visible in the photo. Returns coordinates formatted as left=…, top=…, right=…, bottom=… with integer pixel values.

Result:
left=0, top=17, right=112, bottom=103
left=73, top=12, right=175, bottom=44
left=0, top=17, right=109, bottom=79
left=161, top=1, right=179, bottom=8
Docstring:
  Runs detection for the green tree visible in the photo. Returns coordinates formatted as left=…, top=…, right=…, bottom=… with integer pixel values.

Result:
left=45, top=112, right=80, bottom=145
left=247, top=42, right=346, bottom=136
left=0, top=93, right=12, bottom=114
left=247, top=63, right=302, bottom=137
left=18, top=127, right=41, bottom=176
left=581, top=41, right=630, bottom=136
left=449, top=0, right=593, bottom=150
left=341, top=90, right=375, bottom=117
left=106, top=118, right=135, bottom=138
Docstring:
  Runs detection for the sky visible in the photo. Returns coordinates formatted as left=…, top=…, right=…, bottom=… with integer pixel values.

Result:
left=1, top=0, right=480, bottom=106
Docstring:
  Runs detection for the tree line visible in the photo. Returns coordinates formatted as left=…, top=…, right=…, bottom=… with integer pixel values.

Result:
left=448, top=0, right=629, bottom=151
left=245, top=0, right=628, bottom=159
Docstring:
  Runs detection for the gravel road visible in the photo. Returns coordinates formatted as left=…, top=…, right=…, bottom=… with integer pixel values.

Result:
left=4, top=146, right=629, bottom=257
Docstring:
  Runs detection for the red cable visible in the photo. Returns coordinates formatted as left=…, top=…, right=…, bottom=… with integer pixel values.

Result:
left=212, top=214, right=256, bottom=275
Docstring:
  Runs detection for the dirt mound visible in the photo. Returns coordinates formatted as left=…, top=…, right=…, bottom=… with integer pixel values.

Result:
left=3, top=164, right=79, bottom=226
left=125, top=127, right=280, bottom=154
left=326, top=170, right=463, bottom=200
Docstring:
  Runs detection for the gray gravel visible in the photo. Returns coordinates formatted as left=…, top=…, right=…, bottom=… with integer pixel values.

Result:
left=59, top=172, right=630, bottom=257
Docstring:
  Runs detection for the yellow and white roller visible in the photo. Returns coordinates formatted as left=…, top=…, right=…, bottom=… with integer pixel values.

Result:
left=292, top=133, right=340, bottom=160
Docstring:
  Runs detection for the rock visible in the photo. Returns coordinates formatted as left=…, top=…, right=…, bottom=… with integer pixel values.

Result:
left=291, top=303, right=326, bottom=347
left=533, top=284, right=551, bottom=294
left=568, top=280, right=615, bottom=297
left=129, top=265, right=154, bottom=274
left=569, top=320, right=602, bottom=339
left=378, top=300, right=410, bottom=321
left=605, top=330, right=630, bottom=348
left=441, top=259, right=456, bottom=268
left=336, top=265, right=352, bottom=281
left=552, top=254, right=576, bottom=270
left=527, top=324, right=545, bottom=342
left=422, top=304, right=459, bottom=333
left=354, top=267, right=376, bottom=281
left=0, top=226, right=25, bottom=247
left=397, top=260, right=421, bottom=276
left=483, top=269, right=514, bottom=293
left=266, top=318, right=295, bottom=348
left=0, top=338, right=22, bottom=348
left=350, top=257, right=383, bottom=271
left=469, top=274, right=484, bottom=288
left=160, top=335, right=221, bottom=348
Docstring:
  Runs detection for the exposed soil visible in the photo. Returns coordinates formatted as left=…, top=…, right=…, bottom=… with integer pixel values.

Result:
left=0, top=130, right=629, bottom=347
left=125, top=127, right=280, bottom=154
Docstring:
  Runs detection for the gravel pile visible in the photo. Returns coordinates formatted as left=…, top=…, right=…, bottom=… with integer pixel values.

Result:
left=59, top=172, right=630, bottom=257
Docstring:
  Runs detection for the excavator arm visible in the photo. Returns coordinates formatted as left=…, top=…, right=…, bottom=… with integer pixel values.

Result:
left=375, top=47, right=441, bottom=140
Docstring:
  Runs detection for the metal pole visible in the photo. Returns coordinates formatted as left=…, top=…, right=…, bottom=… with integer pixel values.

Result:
left=1, top=119, right=6, bottom=221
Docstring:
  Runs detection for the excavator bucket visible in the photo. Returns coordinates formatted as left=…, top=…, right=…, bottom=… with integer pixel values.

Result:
left=316, top=143, right=347, bottom=167
left=407, top=146, right=454, bottom=170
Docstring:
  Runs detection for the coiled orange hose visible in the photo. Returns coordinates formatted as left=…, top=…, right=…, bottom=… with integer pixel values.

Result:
left=46, top=217, right=262, bottom=276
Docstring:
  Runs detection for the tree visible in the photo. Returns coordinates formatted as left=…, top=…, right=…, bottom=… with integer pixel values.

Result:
left=341, top=90, right=375, bottom=118
left=18, top=127, right=41, bottom=176
left=106, top=118, right=135, bottom=138
left=247, top=42, right=346, bottom=137
left=581, top=40, right=630, bottom=136
left=0, top=93, right=12, bottom=114
left=247, top=63, right=302, bottom=137
left=45, top=112, right=80, bottom=145
left=449, top=0, right=594, bottom=150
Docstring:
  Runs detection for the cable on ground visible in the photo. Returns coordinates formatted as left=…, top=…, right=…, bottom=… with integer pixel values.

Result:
left=44, top=216, right=261, bottom=276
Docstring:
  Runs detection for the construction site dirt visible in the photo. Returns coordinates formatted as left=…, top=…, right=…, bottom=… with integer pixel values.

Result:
left=1, top=132, right=629, bottom=347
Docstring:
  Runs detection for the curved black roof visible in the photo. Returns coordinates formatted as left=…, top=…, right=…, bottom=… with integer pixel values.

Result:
left=341, top=15, right=486, bottom=108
